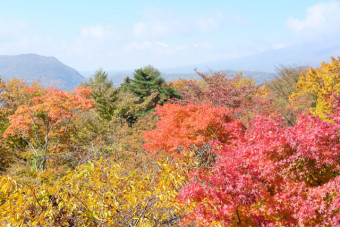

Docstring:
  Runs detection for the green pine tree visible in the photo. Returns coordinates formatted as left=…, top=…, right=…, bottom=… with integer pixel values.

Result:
left=121, top=65, right=181, bottom=125
left=127, top=65, right=164, bottom=101
left=127, top=65, right=181, bottom=103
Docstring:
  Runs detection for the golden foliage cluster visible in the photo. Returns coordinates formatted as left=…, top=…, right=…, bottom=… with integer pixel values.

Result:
left=290, top=57, right=340, bottom=120
left=0, top=156, right=195, bottom=226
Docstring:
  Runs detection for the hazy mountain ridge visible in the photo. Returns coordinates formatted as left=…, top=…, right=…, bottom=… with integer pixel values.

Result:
left=81, top=41, right=339, bottom=87
left=1, top=40, right=338, bottom=89
left=192, top=41, right=340, bottom=73
left=160, top=70, right=275, bottom=85
left=80, top=69, right=275, bottom=87
left=0, top=54, right=85, bottom=90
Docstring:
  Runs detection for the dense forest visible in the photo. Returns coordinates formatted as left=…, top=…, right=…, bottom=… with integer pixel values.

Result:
left=0, top=57, right=339, bottom=226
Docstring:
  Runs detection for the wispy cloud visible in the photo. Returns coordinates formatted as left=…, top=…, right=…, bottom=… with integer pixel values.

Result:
left=272, top=43, right=287, bottom=50
left=0, top=17, right=36, bottom=53
left=80, top=25, right=121, bottom=40
left=286, top=0, right=340, bottom=41
left=132, top=7, right=221, bottom=39
left=5, top=2, right=337, bottom=71
left=0, top=18, right=33, bottom=39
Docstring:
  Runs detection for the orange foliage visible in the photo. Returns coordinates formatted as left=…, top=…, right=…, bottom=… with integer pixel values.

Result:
left=3, top=87, right=94, bottom=171
left=0, top=78, right=44, bottom=121
left=4, top=87, right=94, bottom=142
left=144, top=103, right=244, bottom=154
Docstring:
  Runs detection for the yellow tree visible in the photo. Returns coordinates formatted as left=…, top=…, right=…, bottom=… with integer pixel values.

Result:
left=0, top=156, right=194, bottom=226
left=290, top=56, right=340, bottom=120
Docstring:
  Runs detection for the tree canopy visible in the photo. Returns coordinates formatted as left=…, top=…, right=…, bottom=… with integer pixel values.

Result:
left=0, top=57, right=339, bottom=226
left=81, top=68, right=117, bottom=120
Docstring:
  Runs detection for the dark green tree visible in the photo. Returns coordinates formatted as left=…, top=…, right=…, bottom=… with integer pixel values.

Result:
left=127, top=65, right=164, bottom=101
left=121, top=65, right=181, bottom=125
left=127, top=65, right=181, bottom=104
left=81, top=68, right=117, bottom=120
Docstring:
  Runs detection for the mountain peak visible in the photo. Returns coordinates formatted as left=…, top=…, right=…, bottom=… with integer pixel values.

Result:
left=0, top=54, right=85, bottom=90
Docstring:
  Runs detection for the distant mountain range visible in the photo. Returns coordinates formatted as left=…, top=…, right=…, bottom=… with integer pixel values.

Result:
left=83, top=40, right=339, bottom=86
left=162, top=40, right=340, bottom=73
left=1, top=40, right=338, bottom=90
left=0, top=54, right=85, bottom=90
left=86, top=70, right=275, bottom=87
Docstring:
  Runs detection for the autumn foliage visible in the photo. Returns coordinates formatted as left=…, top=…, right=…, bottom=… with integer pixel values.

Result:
left=0, top=59, right=339, bottom=226
left=0, top=157, right=193, bottom=226
left=144, top=102, right=243, bottom=154
left=3, top=86, right=94, bottom=171
left=4, top=87, right=93, bottom=140
left=173, top=72, right=273, bottom=122
left=179, top=112, right=340, bottom=226
left=291, top=56, right=340, bottom=120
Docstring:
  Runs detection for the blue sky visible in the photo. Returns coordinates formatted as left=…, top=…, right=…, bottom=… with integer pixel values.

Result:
left=0, top=0, right=339, bottom=71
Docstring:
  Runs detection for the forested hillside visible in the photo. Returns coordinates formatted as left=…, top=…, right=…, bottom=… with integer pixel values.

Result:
left=0, top=58, right=339, bottom=226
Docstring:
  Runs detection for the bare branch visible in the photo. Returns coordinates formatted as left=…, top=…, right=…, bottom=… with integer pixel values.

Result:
left=53, top=117, right=71, bottom=152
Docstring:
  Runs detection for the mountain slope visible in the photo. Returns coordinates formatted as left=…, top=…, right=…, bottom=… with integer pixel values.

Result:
left=79, top=41, right=340, bottom=87
left=185, top=41, right=340, bottom=73
left=0, top=54, right=85, bottom=90
left=101, top=41, right=338, bottom=86
left=204, top=43, right=339, bottom=73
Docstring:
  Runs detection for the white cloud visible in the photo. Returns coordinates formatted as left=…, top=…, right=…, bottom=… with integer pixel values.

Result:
left=0, top=18, right=36, bottom=53
left=272, top=43, right=287, bottom=50
left=123, top=40, right=212, bottom=54
left=0, top=8, right=265, bottom=71
left=154, top=41, right=169, bottom=49
left=65, top=25, right=124, bottom=62
left=80, top=25, right=121, bottom=40
left=0, top=18, right=33, bottom=39
left=286, top=1, right=340, bottom=40
left=194, top=17, right=219, bottom=32
left=132, top=7, right=222, bottom=39
left=192, top=42, right=213, bottom=49
left=123, top=41, right=153, bottom=51
left=133, top=20, right=178, bottom=38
